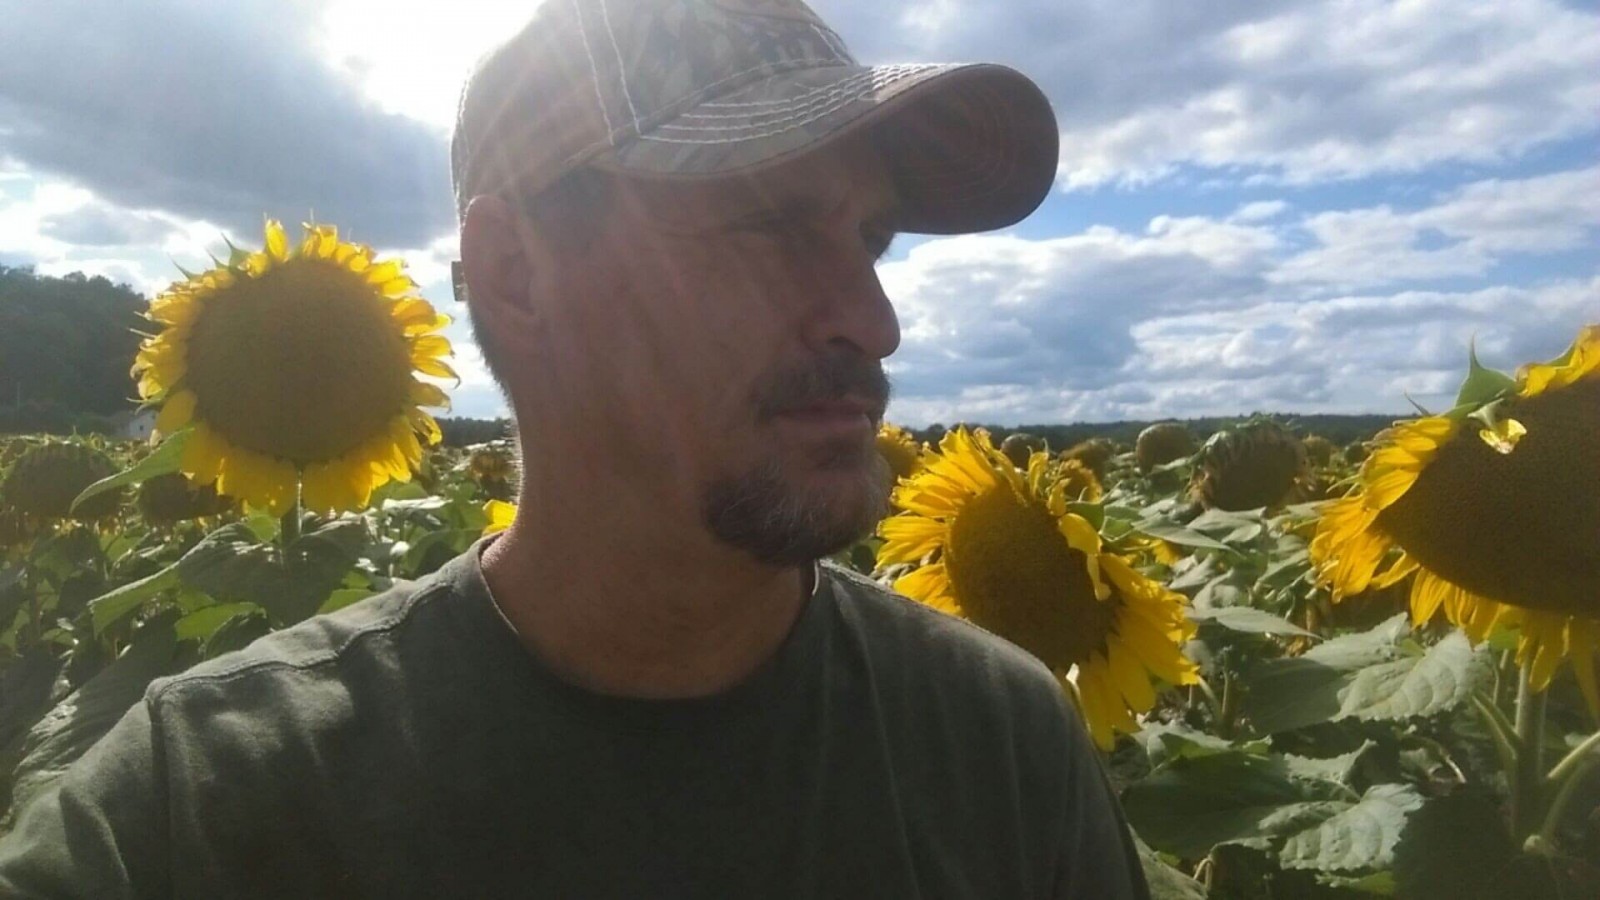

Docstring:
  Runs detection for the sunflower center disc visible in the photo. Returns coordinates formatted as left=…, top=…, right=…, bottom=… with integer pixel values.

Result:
left=945, top=484, right=1117, bottom=670
left=1377, top=379, right=1600, bottom=618
left=184, top=259, right=414, bottom=465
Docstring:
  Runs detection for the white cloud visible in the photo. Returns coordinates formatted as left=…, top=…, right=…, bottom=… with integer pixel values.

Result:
left=1275, top=165, right=1600, bottom=289
left=879, top=164, right=1599, bottom=425
left=814, top=0, right=1600, bottom=190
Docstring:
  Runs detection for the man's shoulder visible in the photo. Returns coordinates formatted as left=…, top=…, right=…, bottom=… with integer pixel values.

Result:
left=821, top=561, right=1067, bottom=711
left=146, top=570, right=452, bottom=706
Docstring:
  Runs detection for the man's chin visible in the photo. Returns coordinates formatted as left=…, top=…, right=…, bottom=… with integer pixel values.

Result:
left=702, top=454, right=891, bottom=566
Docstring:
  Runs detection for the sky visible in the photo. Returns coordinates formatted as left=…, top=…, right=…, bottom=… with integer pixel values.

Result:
left=0, top=0, right=1595, bottom=426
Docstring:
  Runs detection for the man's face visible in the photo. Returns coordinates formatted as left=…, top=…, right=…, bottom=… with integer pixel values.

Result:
left=524, top=137, right=901, bottom=565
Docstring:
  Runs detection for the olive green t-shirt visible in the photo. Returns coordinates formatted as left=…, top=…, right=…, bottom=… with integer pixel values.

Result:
left=0, top=541, right=1149, bottom=899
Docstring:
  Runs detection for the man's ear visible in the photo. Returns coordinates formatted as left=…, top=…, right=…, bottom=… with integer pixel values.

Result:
left=460, top=195, right=543, bottom=326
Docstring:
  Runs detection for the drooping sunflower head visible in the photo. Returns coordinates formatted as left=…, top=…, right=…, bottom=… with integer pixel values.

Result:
left=999, top=432, right=1047, bottom=469
left=1050, top=456, right=1104, bottom=503
left=875, top=423, right=924, bottom=484
left=1135, top=422, right=1196, bottom=473
left=0, top=442, right=121, bottom=521
left=1343, top=440, right=1370, bottom=464
left=1301, top=435, right=1337, bottom=467
left=132, top=220, right=454, bottom=516
left=467, top=442, right=520, bottom=500
left=1311, top=325, right=1600, bottom=699
left=1061, top=437, right=1117, bottom=478
left=1189, top=420, right=1311, bottom=512
left=136, top=472, right=235, bottom=526
left=877, top=427, right=1199, bottom=749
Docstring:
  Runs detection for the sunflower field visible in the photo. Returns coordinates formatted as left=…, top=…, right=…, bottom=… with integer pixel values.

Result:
left=0, top=222, right=1596, bottom=898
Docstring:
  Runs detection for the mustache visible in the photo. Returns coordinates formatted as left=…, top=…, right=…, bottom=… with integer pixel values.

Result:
left=754, top=352, right=892, bottom=422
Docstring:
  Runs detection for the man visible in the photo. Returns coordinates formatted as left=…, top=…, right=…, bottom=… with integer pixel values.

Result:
left=0, top=0, right=1150, bottom=896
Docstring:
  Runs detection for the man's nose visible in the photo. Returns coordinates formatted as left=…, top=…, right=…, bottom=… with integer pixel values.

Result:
left=801, top=244, right=901, bottom=361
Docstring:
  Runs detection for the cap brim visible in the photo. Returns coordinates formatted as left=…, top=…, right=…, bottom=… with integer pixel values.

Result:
left=590, top=63, right=1059, bottom=235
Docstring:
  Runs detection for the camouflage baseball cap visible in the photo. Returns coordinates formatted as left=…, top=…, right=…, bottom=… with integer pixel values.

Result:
left=451, top=0, right=1059, bottom=236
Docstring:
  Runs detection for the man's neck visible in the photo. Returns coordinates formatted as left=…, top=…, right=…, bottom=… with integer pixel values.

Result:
left=478, top=483, right=813, bottom=701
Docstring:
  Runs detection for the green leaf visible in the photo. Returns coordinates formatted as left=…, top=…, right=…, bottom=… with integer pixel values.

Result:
left=1065, top=501, right=1106, bottom=531
left=175, top=518, right=367, bottom=627
left=7, top=613, right=178, bottom=817
left=1317, top=871, right=1396, bottom=895
left=70, top=429, right=190, bottom=514
left=1278, top=783, right=1423, bottom=873
left=1123, top=750, right=1349, bottom=859
left=1283, top=742, right=1374, bottom=787
left=1244, top=621, right=1490, bottom=734
left=1189, top=605, right=1317, bottom=639
left=1240, top=615, right=1411, bottom=734
left=1133, top=833, right=1209, bottom=900
left=1133, top=520, right=1232, bottom=552
left=88, top=564, right=183, bottom=634
left=318, top=588, right=373, bottom=615
left=1454, top=339, right=1516, bottom=409
left=1192, top=571, right=1252, bottom=611
left=174, top=602, right=263, bottom=642
left=1137, top=722, right=1271, bottom=768
left=1260, top=552, right=1311, bottom=590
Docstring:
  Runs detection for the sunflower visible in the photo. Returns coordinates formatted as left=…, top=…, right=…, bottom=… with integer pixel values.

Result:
left=133, top=220, right=454, bottom=515
left=1311, top=326, right=1600, bottom=708
left=0, top=442, right=122, bottom=521
left=483, top=499, right=516, bottom=536
left=875, top=423, right=924, bottom=484
left=1189, top=419, right=1311, bottom=512
left=467, top=441, right=519, bottom=501
left=877, top=428, right=1199, bottom=749
left=1135, top=422, right=1196, bottom=473
left=999, top=432, right=1047, bottom=469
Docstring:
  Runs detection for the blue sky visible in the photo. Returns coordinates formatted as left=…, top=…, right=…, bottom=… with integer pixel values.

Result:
left=1, top=0, right=1595, bottom=425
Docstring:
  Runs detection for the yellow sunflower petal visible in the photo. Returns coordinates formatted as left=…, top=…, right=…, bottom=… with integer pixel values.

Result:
left=876, top=515, right=947, bottom=565
left=154, top=389, right=197, bottom=434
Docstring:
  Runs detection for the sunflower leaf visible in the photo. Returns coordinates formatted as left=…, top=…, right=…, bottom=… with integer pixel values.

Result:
left=1122, top=749, right=1350, bottom=859
left=1242, top=619, right=1491, bottom=734
left=1278, top=784, right=1423, bottom=873
left=1454, top=340, right=1516, bottom=409
left=88, top=563, right=183, bottom=634
left=1132, top=520, right=1232, bottom=552
left=1189, top=605, right=1317, bottom=639
left=71, top=429, right=191, bottom=514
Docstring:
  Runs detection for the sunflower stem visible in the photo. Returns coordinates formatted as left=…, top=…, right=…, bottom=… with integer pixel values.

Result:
left=1217, top=671, right=1239, bottom=740
left=279, top=487, right=301, bottom=551
left=1194, top=677, right=1224, bottom=727
left=1537, top=729, right=1600, bottom=848
left=1471, top=691, right=1520, bottom=778
left=1509, top=665, right=1548, bottom=841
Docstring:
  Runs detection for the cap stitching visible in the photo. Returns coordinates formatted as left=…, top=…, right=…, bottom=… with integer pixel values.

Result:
left=648, top=67, right=933, bottom=136
left=585, top=56, right=845, bottom=150
left=572, top=0, right=618, bottom=144
left=598, top=0, right=644, bottom=133
left=809, top=22, right=850, bottom=59
left=698, top=63, right=942, bottom=108
left=683, top=64, right=943, bottom=115
left=675, top=69, right=894, bottom=121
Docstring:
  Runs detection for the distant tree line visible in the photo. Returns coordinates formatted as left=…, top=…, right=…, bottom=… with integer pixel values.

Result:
left=0, top=266, right=146, bottom=435
left=438, top=417, right=514, bottom=447
left=925, top=413, right=1397, bottom=450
